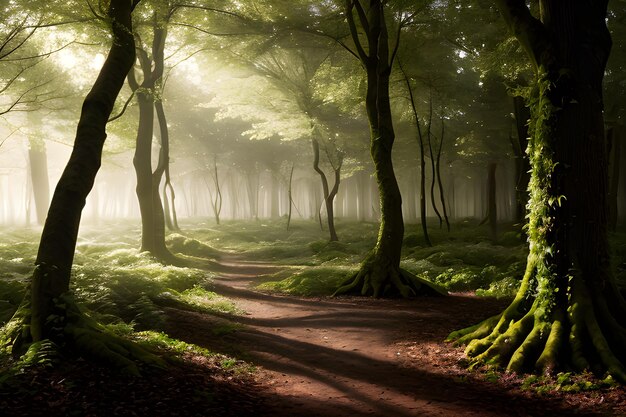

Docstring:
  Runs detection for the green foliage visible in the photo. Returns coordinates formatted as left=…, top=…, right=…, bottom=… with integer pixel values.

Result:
left=258, top=266, right=355, bottom=296
left=521, top=372, right=616, bottom=394
left=172, top=287, right=241, bottom=315
left=166, top=234, right=222, bottom=260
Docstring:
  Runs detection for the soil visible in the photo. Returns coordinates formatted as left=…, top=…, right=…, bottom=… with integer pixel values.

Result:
left=2, top=259, right=626, bottom=416
left=164, top=259, right=626, bottom=417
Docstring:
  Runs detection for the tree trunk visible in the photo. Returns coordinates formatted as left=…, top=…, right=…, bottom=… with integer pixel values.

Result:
left=127, top=16, right=172, bottom=261
left=286, top=163, right=294, bottom=230
left=27, top=137, right=50, bottom=225
left=132, top=92, right=158, bottom=252
left=399, top=61, right=431, bottom=245
left=487, top=162, right=497, bottom=240
left=512, top=95, right=531, bottom=225
left=312, top=137, right=340, bottom=241
left=450, top=0, right=626, bottom=382
left=426, top=91, right=443, bottom=228
left=156, top=98, right=179, bottom=232
left=6, top=0, right=162, bottom=374
left=608, top=127, right=620, bottom=231
left=436, top=116, right=450, bottom=232
left=334, top=0, right=442, bottom=297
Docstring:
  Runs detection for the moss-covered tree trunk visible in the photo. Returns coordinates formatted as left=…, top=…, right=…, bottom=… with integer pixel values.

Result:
left=334, top=0, right=443, bottom=298
left=449, top=0, right=626, bottom=381
left=512, top=95, right=531, bottom=225
left=4, top=0, right=162, bottom=374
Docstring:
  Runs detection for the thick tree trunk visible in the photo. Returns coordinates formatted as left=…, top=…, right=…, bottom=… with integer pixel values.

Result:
left=608, top=127, right=620, bottom=231
left=512, top=95, right=531, bottom=225
left=450, top=0, right=626, bottom=382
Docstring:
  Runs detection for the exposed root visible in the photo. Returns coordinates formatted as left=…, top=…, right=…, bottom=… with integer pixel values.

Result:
left=3, top=292, right=165, bottom=376
left=448, top=274, right=626, bottom=383
left=333, top=253, right=445, bottom=298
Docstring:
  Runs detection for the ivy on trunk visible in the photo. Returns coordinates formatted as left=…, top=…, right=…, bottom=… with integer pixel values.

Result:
left=449, top=0, right=626, bottom=382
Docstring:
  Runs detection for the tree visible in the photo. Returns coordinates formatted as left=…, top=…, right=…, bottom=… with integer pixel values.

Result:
left=448, top=1, right=626, bottom=381
left=334, top=0, right=442, bottom=297
left=3, top=0, right=162, bottom=374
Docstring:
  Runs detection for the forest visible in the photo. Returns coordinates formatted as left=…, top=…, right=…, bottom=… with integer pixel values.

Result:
left=0, top=0, right=625, bottom=415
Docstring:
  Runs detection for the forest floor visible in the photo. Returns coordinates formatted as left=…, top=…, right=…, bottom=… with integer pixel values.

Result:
left=3, top=220, right=626, bottom=416
left=162, top=257, right=626, bottom=417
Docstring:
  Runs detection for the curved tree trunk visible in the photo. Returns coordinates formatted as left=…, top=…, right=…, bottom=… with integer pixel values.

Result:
left=6, top=0, right=162, bottom=374
left=334, top=0, right=442, bottom=298
left=312, top=137, right=339, bottom=241
left=399, top=60, right=431, bottom=246
left=450, top=0, right=626, bottom=382
left=127, top=15, right=173, bottom=261
left=436, top=116, right=450, bottom=232
left=426, top=92, right=443, bottom=228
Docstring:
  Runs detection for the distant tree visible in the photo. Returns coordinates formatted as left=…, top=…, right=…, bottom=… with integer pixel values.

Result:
left=449, top=1, right=626, bottom=381
left=3, top=0, right=162, bottom=374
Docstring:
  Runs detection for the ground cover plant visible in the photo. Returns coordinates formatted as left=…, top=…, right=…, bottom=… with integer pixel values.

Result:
left=1, top=219, right=626, bottom=415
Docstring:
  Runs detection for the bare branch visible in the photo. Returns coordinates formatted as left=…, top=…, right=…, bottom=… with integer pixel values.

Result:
left=108, top=91, right=136, bottom=122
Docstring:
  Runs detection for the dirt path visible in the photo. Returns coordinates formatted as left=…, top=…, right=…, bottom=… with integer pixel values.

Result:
left=164, top=260, right=619, bottom=417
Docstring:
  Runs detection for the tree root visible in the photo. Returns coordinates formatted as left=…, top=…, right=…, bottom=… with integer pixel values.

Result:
left=333, top=253, right=446, bottom=298
left=2, top=292, right=165, bottom=376
left=447, top=274, right=626, bottom=382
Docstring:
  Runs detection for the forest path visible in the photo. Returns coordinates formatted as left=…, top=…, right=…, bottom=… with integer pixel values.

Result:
left=163, top=258, right=600, bottom=417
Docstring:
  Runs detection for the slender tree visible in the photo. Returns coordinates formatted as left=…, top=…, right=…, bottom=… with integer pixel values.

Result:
left=398, top=60, right=431, bottom=246
left=334, top=0, right=442, bottom=297
left=449, top=1, right=626, bottom=381
left=3, top=0, right=162, bottom=374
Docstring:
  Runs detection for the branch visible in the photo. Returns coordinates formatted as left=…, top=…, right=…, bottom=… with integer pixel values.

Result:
left=353, top=0, right=370, bottom=38
left=108, top=91, right=136, bottom=122
left=346, top=0, right=369, bottom=62
left=170, top=21, right=258, bottom=37
left=494, top=0, right=550, bottom=69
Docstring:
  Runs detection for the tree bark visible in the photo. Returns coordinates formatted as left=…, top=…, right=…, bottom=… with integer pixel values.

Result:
left=512, top=95, right=531, bottom=225
left=399, top=61, right=431, bottom=245
left=7, top=3, right=164, bottom=375
left=608, top=127, right=620, bottom=231
left=450, top=0, right=626, bottom=381
left=127, top=14, right=172, bottom=260
left=436, top=116, right=450, bottom=232
left=334, top=0, right=442, bottom=297
left=312, top=137, right=341, bottom=241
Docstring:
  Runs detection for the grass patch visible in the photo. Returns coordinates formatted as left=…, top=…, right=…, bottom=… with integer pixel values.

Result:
left=257, top=265, right=356, bottom=296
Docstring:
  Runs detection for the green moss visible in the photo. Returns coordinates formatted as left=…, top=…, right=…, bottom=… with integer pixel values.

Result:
left=257, top=266, right=355, bottom=296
